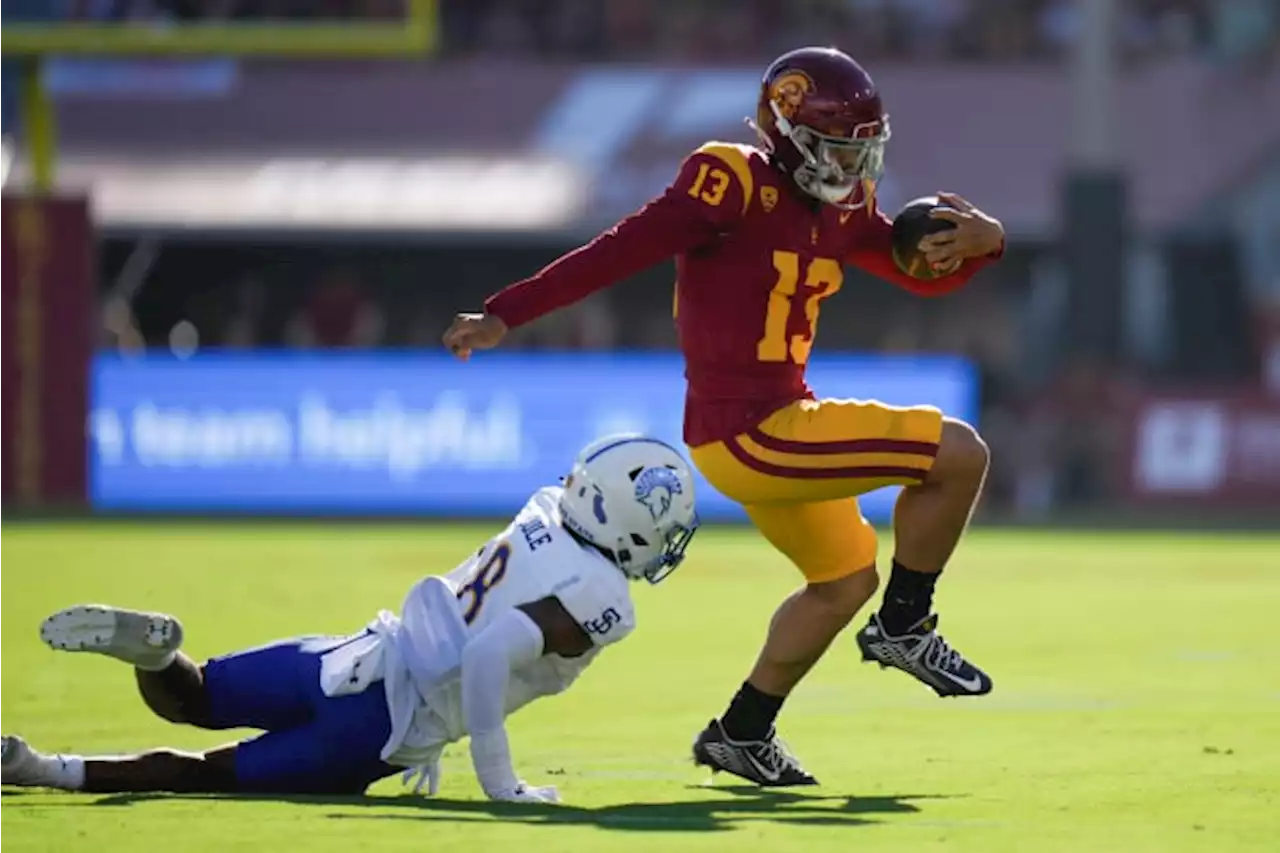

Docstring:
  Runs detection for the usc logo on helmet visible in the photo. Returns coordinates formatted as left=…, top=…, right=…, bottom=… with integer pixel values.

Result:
left=768, top=71, right=814, bottom=120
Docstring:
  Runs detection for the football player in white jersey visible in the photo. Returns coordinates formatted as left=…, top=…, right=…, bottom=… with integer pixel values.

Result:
left=1, top=435, right=698, bottom=804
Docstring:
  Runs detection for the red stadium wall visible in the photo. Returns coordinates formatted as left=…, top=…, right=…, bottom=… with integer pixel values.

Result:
left=1, top=193, right=93, bottom=508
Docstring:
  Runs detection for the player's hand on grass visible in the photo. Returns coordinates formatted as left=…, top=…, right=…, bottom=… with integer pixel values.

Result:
left=918, top=192, right=1004, bottom=271
left=400, top=756, right=442, bottom=796
left=492, top=782, right=561, bottom=804
left=443, top=313, right=508, bottom=360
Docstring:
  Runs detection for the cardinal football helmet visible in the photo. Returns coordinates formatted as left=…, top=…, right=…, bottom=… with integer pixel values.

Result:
left=753, top=46, right=890, bottom=210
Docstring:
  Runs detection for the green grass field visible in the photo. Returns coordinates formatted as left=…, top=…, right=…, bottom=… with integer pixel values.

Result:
left=3, top=523, right=1278, bottom=852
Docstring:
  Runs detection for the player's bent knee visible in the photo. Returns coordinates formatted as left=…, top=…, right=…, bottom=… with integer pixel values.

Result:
left=929, top=419, right=989, bottom=486
left=135, top=668, right=215, bottom=729
left=152, top=705, right=189, bottom=725
left=806, top=564, right=879, bottom=618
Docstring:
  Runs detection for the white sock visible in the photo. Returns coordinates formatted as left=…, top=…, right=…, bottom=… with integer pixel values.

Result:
left=40, top=754, right=86, bottom=790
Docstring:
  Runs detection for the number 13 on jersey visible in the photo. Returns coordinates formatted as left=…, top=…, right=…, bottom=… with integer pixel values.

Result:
left=757, top=250, right=843, bottom=364
left=687, top=162, right=730, bottom=206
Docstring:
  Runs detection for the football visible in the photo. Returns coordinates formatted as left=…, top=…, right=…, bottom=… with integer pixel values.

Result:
left=890, top=195, right=959, bottom=279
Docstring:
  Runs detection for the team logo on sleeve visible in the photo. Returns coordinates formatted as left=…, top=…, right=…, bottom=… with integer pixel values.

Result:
left=582, top=607, right=623, bottom=637
left=761, top=186, right=778, bottom=212
left=634, top=466, right=683, bottom=522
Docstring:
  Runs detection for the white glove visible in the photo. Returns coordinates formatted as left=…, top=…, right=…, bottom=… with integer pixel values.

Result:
left=400, top=756, right=442, bottom=796
left=490, top=782, right=560, bottom=804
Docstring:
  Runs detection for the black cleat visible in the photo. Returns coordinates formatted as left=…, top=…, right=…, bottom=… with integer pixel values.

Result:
left=855, top=612, right=993, bottom=697
left=692, top=719, right=818, bottom=786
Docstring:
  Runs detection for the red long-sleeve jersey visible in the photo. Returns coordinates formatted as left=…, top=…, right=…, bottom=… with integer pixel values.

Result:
left=486, top=142, right=1001, bottom=447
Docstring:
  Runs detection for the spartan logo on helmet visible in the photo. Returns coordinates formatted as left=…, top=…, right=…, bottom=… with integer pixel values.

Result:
left=768, top=70, right=814, bottom=120
left=633, top=466, right=684, bottom=522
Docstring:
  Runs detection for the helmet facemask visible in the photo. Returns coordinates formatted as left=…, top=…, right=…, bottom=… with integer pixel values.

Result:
left=769, top=101, right=890, bottom=210
left=637, top=513, right=699, bottom=584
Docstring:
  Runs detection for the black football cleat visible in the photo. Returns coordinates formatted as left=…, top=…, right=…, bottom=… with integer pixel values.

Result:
left=692, top=719, right=818, bottom=787
left=855, top=612, right=993, bottom=697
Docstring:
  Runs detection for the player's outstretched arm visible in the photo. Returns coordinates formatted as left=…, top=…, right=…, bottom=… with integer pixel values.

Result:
left=459, top=597, right=591, bottom=803
left=848, top=192, right=1004, bottom=297
left=444, top=146, right=752, bottom=359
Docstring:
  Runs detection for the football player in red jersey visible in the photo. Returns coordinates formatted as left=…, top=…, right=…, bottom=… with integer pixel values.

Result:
left=444, top=47, right=1004, bottom=786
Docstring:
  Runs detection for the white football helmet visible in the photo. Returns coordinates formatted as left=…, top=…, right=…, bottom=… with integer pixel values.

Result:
left=559, top=434, right=699, bottom=584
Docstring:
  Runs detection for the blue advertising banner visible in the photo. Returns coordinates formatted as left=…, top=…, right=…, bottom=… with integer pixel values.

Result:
left=89, top=352, right=976, bottom=521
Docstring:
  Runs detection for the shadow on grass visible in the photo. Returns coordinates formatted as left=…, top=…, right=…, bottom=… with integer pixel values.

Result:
left=6, top=785, right=955, bottom=833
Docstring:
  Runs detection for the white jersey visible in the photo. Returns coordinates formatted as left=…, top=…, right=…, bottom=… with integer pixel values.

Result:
left=380, top=486, right=635, bottom=763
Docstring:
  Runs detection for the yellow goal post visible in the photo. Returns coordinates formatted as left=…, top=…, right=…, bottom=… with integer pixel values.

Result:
left=2, top=0, right=437, bottom=191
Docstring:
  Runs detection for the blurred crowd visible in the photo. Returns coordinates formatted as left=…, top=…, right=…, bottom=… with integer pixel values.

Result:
left=58, top=1, right=407, bottom=20
left=52, top=0, right=1280, bottom=64
left=442, top=0, right=1279, bottom=64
